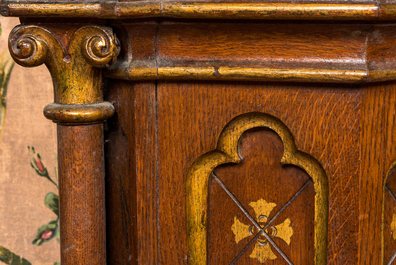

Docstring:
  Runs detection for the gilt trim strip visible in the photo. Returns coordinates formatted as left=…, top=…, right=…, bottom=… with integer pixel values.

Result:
left=105, top=65, right=368, bottom=83
left=2, top=1, right=395, bottom=20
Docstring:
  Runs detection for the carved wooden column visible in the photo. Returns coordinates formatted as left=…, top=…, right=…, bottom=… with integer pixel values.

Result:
left=8, top=24, right=120, bottom=264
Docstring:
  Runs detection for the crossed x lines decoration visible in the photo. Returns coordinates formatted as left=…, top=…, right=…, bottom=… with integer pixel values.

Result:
left=212, top=173, right=312, bottom=264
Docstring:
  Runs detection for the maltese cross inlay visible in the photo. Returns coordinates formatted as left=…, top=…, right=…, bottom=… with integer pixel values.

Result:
left=231, top=199, right=293, bottom=264
left=211, top=173, right=311, bottom=265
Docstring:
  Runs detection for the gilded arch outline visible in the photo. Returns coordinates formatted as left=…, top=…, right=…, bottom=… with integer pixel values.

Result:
left=186, top=112, right=328, bottom=264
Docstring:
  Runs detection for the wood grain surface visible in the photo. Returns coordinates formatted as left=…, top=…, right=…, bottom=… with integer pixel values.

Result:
left=105, top=80, right=158, bottom=265
left=50, top=66, right=396, bottom=265
left=157, top=23, right=368, bottom=69
left=359, top=82, right=396, bottom=264
left=153, top=82, right=360, bottom=264
left=103, top=80, right=396, bottom=264
left=58, top=124, right=106, bottom=265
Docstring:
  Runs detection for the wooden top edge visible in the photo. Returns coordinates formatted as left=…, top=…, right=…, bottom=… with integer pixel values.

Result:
left=4, top=1, right=396, bottom=20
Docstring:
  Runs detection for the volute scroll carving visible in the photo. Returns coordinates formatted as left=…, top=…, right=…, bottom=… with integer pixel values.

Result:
left=9, top=33, right=48, bottom=67
left=8, top=24, right=120, bottom=124
left=9, top=25, right=120, bottom=70
left=81, top=30, right=120, bottom=68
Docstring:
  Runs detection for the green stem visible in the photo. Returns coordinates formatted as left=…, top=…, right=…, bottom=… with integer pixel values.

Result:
left=46, top=175, right=59, bottom=189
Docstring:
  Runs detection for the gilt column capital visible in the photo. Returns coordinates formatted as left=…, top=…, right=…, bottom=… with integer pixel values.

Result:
left=9, top=24, right=120, bottom=124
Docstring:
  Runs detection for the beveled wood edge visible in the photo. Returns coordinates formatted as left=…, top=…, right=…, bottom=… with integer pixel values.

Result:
left=104, top=63, right=396, bottom=84
left=3, top=1, right=396, bottom=20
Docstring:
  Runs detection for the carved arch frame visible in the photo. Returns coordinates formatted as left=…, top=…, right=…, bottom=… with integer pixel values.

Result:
left=186, top=112, right=328, bottom=265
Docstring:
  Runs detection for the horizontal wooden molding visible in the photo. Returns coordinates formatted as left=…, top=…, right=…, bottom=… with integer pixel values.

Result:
left=105, top=64, right=369, bottom=83
left=101, top=22, right=396, bottom=84
left=2, top=1, right=396, bottom=20
left=106, top=64, right=396, bottom=84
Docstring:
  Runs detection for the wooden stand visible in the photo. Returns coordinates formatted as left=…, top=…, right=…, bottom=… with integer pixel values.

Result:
left=4, top=2, right=396, bottom=264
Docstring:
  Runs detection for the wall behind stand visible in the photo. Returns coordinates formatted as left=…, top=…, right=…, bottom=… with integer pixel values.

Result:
left=0, top=17, right=59, bottom=265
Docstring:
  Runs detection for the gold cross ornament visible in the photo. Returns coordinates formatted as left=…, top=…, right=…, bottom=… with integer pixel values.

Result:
left=231, top=198, right=294, bottom=263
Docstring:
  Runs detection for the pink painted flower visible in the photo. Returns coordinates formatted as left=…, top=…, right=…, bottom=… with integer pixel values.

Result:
left=34, top=156, right=45, bottom=174
left=32, top=220, right=59, bottom=246
left=40, top=229, right=54, bottom=240
left=28, top=146, right=48, bottom=177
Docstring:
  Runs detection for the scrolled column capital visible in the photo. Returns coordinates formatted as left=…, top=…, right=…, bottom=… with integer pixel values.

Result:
left=8, top=24, right=120, bottom=124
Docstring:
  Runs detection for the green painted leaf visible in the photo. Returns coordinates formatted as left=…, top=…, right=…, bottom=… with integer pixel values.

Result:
left=44, top=192, right=59, bottom=216
left=32, top=220, right=58, bottom=246
left=56, top=222, right=60, bottom=243
left=0, top=49, right=15, bottom=140
left=0, top=246, right=31, bottom=265
left=54, top=262, right=60, bottom=265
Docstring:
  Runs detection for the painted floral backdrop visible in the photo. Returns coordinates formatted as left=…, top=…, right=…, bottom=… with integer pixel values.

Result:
left=0, top=17, right=60, bottom=264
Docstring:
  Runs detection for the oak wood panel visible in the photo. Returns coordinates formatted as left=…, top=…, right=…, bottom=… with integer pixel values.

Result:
left=157, top=82, right=361, bottom=264
left=105, top=80, right=137, bottom=265
left=358, top=82, right=396, bottom=264
left=134, top=81, right=158, bottom=265
left=105, top=80, right=158, bottom=265
left=157, top=23, right=369, bottom=71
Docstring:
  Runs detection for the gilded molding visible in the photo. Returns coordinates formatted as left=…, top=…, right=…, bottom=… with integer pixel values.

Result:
left=105, top=64, right=368, bottom=83
left=2, top=1, right=393, bottom=20
left=186, top=112, right=328, bottom=265
left=161, top=2, right=378, bottom=20
left=43, top=102, right=115, bottom=125
left=9, top=24, right=120, bottom=124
